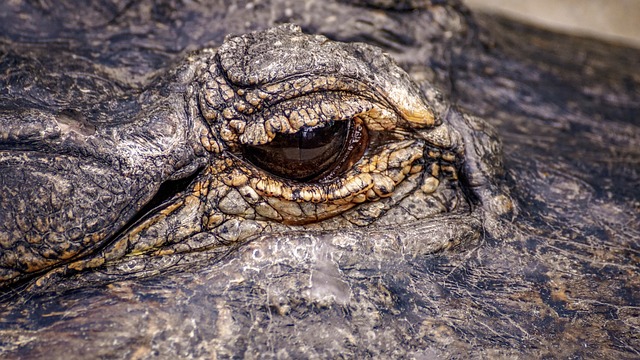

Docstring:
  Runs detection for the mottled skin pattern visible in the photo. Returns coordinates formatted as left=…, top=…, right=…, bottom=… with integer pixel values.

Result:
left=1, top=23, right=502, bottom=288
left=0, top=0, right=639, bottom=359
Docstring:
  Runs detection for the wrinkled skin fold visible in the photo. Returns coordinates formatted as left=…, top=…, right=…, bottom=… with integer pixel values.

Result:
left=0, top=0, right=639, bottom=359
left=0, top=23, right=507, bottom=287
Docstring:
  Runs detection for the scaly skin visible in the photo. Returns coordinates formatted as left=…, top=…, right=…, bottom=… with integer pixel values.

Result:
left=0, top=1, right=638, bottom=359
left=1, top=24, right=507, bottom=289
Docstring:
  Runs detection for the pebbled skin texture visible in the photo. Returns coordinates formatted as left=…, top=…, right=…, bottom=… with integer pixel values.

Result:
left=1, top=23, right=504, bottom=288
left=0, top=49, right=210, bottom=283
left=0, top=0, right=639, bottom=358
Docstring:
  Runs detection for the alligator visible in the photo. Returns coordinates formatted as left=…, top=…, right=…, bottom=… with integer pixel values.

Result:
left=0, top=0, right=638, bottom=358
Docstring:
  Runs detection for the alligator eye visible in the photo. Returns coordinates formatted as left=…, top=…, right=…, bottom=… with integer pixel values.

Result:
left=243, top=119, right=366, bottom=182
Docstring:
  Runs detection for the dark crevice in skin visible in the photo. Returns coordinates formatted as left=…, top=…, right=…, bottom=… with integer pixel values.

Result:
left=0, top=169, right=203, bottom=297
left=449, top=148, right=477, bottom=209
left=0, top=279, right=30, bottom=303
left=108, top=169, right=203, bottom=243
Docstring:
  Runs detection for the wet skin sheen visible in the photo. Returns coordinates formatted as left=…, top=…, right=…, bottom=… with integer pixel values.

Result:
left=0, top=1, right=638, bottom=359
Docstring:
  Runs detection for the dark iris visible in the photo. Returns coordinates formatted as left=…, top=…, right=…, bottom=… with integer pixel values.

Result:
left=243, top=120, right=352, bottom=181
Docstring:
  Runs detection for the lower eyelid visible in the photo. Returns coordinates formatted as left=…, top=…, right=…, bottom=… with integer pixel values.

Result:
left=218, top=129, right=430, bottom=220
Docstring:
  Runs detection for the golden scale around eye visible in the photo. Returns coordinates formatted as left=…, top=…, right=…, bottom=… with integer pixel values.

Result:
left=186, top=25, right=464, bottom=225
left=202, top=84, right=460, bottom=226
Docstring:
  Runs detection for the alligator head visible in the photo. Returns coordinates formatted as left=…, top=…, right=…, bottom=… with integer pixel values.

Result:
left=0, top=24, right=511, bottom=290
